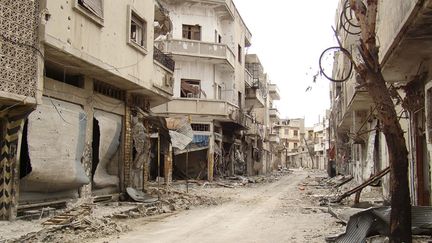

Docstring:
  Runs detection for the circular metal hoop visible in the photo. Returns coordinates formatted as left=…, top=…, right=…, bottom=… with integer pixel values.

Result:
left=319, top=46, right=353, bottom=83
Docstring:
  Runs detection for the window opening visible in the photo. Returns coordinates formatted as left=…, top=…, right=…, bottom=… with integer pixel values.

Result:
left=191, top=123, right=210, bottom=132
left=130, top=12, right=147, bottom=48
left=183, top=25, right=201, bottom=40
left=181, top=79, right=201, bottom=98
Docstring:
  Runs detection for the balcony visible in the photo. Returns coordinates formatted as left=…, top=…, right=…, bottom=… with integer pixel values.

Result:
left=269, top=133, right=280, bottom=144
left=245, top=69, right=253, bottom=88
left=152, top=98, right=249, bottom=128
left=314, top=143, right=325, bottom=152
left=156, top=39, right=235, bottom=70
left=153, top=47, right=175, bottom=72
left=269, top=108, right=280, bottom=123
left=163, top=0, right=235, bottom=20
left=245, top=87, right=265, bottom=108
left=268, top=83, right=280, bottom=100
left=379, top=0, right=432, bottom=82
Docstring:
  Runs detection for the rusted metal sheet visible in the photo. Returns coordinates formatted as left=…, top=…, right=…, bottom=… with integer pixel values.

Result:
left=326, top=206, right=432, bottom=242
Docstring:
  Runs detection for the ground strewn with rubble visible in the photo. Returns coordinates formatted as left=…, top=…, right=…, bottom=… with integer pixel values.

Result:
left=94, top=169, right=343, bottom=243
left=0, top=169, right=346, bottom=243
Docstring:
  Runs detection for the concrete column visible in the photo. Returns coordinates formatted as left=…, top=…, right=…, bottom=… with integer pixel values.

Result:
left=123, top=94, right=133, bottom=189
left=79, top=77, right=94, bottom=200
left=0, top=106, right=33, bottom=220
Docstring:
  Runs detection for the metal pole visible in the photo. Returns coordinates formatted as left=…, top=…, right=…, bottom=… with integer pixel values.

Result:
left=186, top=148, right=189, bottom=193
left=157, top=128, right=161, bottom=200
left=186, top=115, right=191, bottom=193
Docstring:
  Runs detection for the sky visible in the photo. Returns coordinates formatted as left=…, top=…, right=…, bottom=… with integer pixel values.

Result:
left=234, top=0, right=340, bottom=126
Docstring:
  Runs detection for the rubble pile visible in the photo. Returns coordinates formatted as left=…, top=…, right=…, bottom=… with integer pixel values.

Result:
left=210, top=169, right=293, bottom=188
left=299, top=174, right=356, bottom=206
left=12, top=204, right=129, bottom=243
left=9, top=187, right=220, bottom=243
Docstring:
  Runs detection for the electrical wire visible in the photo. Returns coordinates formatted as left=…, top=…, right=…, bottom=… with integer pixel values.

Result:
left=0, top=97, right=28, bottom=114
left=0, top=33, right=45, bottom=60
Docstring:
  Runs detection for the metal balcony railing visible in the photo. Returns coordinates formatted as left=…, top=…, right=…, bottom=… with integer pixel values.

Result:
left=153, top=46, right=175, bottom=72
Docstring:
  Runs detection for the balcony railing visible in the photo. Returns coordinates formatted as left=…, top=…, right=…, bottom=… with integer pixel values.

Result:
left=268, top=83, right=280, bottom=100
left=156, top=39, right=235, bottom=69
left=269, top=108, right=280, bottom=122
left=152, top=98, right=236, bottom=116
left=153, top=98, right=251, bottom=128
left=153, top=47, right=175, bottom=72
left=245, top=69, right=253, bottom=88
left=245, top=87, right=265, bottom=108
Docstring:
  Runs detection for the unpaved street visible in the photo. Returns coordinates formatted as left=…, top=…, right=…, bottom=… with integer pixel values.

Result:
left=96, top=170, right=342, bottom=243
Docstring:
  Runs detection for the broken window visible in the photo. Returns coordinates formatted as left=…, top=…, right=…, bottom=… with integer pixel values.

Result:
left=45, top=61, right=85, bottom=88
left=78, top=0, right=104, bottom=19
left=182, top=24, right=201, bottom=41
left=180, top=79, right=201, bottom=98
left=294, top=142, right=298, bottom=148
left=238, top=44, right=242, bottom=63
left=130, top=12, right=147, bottom=48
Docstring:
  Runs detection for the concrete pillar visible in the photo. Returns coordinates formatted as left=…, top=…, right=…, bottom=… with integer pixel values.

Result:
left=79, top=77, right=94, bottom=199
left=122, top=94, right=133, bottom=189
left=0, top=107, right=33, bottom=220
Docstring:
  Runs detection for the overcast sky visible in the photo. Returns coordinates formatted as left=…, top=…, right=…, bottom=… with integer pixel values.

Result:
left=234, top=0, right=339, bottom=126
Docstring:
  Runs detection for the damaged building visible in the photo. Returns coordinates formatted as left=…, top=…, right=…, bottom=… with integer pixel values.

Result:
left=152, top=0, right=281, bottom=180
left=330, top=0, right=432, bottom=205
left=0, top=0, right=176, bottom=220
left=244, top=54, right=282, bottom=175
left=0, top=0, right=283, bottom=221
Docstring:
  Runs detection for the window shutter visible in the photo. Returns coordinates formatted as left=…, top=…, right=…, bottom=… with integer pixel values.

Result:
left=79, top=0, right=103, bottom=18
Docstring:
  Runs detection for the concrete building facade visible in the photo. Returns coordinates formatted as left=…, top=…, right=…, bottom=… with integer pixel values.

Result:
left=330, top=0, right=432, bottom=205
left=0, top=0, right=176, bottom=220
left=153, top=1, right=281, bottom=179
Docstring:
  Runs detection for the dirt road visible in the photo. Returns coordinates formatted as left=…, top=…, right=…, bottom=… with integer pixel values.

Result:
left=96, top=170, right=342, bottom=243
